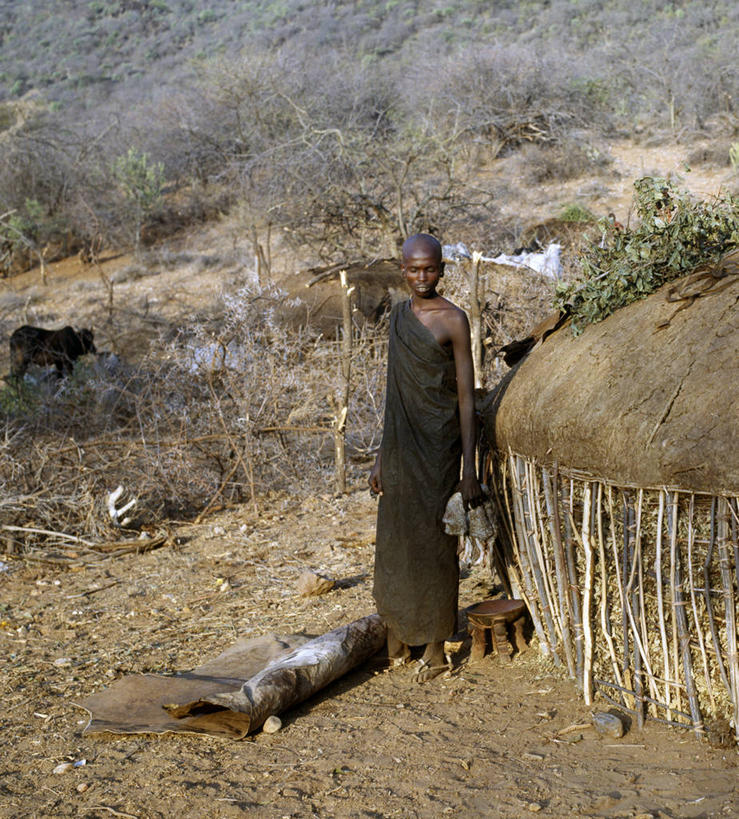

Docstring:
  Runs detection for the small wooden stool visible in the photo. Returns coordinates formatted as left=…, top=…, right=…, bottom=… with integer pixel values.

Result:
left=466, top=599, right=527, bottom=663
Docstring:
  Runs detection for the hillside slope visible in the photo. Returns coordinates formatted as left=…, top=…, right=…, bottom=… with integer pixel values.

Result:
left=0, top=0, right=736, bottom=112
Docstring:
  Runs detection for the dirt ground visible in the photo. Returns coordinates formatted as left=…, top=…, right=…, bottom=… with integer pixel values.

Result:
left=1, top=138, right=737, bottom=818
left=1, top=489, right=737, bottom=818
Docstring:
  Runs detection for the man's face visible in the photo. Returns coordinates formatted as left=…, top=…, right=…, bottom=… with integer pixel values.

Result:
left=401, top=245, right=444, bottom=299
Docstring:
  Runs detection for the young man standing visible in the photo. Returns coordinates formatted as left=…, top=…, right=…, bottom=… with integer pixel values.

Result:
left=369, top=233, right=482, bottom=682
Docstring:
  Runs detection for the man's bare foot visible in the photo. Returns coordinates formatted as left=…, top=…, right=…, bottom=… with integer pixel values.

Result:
left=387, top=628, right=411, bottom=667
left=413, top=641, right=449, bottom=683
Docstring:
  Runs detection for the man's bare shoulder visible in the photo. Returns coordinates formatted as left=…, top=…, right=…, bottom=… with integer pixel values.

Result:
left=435, top=297, right=470, bottom=326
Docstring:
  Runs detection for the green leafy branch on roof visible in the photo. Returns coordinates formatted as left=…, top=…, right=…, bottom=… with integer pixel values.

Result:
left=554, top=176, right=739, bottom=335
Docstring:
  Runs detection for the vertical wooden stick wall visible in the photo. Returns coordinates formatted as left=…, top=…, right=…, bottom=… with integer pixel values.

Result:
left=492, top=450, right=739, bottom=742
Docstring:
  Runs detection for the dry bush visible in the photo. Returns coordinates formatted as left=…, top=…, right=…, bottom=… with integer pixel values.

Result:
left=686, top=139, right=736, bottom=168
left=0, top=281, right=388, bottom=550
left=0, top=253, right=558, bottom=552
left=1, top=3, right=737, bottom=274
left=510, top=139, right=613, bottom=186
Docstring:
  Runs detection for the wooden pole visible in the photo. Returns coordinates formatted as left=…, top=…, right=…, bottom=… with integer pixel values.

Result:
left=654, top=490, right=673, bottom=721
left=625, top=492, right=645, bottom=729
left=496, top=455, right=525, bottom=600
left=686, top=493, right=715, bottom=710
left=607, top=487, right=633, bottom=708
left=632, top=490, right=661, bottom=712
left=542, top=466, right=576, bottom=678
left=509, top=454, right=551, bottom=655
left=563, top=476, right=584, bottom=690
left=704, top=498, right=730, bottom=694
left=673, top=492, right=706, bottom=738
left=667, top=494, right=683, bottom=717
left=717, top=498, right=739, bottom=742
left=527, top=463, right=563, bottom=645
left=581, top=482, right=594, bottom=705
left=332, top=270, right=354, bottom=495
left=518, top=458, right=561, bottom=665
left=468, top=251, right=483, bottom=389
left=596, top=482, right=624, bottom=696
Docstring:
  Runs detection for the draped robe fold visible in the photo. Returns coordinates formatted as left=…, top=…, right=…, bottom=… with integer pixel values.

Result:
left=373, top=300, right=462, bottom=646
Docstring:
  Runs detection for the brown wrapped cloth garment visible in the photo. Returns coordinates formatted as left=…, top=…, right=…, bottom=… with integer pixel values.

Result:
left=373, top=300, right=462, bottom=645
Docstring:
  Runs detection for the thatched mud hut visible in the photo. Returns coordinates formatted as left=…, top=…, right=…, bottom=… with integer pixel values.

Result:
left=481, top=255, right=738, bottom=742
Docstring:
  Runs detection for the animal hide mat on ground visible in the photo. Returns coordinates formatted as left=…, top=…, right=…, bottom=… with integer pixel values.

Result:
left=76, top=614, right=386, bottom=740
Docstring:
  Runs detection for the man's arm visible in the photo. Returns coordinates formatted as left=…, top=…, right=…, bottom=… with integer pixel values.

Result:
left=368, top=449, right=383, bottom=495
left=448, top=308, right=483, bottom=507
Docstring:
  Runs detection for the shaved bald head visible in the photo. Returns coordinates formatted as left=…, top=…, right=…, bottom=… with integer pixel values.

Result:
left=402, top=233, right=442, bottom=264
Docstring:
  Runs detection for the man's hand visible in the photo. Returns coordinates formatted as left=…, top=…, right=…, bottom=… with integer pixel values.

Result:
left=368, top=453, right=383, bottom=496
left=459, top=473, right=483, bottom=509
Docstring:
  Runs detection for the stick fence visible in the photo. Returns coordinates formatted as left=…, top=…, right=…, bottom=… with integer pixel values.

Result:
left=488, top=450, right=739, bottom=743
